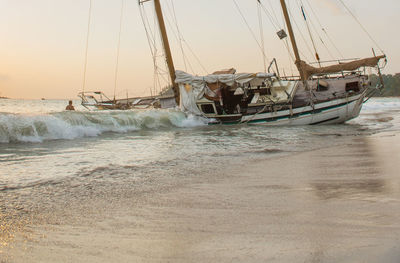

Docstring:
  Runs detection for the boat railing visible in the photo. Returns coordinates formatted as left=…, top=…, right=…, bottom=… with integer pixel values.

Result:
left=308, top=58, right=361, bottom=66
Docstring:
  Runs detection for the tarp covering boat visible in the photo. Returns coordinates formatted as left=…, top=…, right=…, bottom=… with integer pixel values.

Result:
left=175, top=70, right=275, bottom=114
left=298, top=55, right=385, bottom=79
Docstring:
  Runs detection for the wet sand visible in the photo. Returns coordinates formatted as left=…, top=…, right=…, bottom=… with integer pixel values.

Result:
left=4, top=131, right=400, bottom=262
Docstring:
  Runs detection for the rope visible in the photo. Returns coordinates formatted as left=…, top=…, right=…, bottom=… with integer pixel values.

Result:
left=163, top=8, right=195, bottom=74
left=338, top=0, right=385, bottom=54
left=232, top=0, right=269, bottom=65
left=277, top=1, right=296, bottom=73
left=259, top=0, right=280, bottom=31
left=287, top=2, right=314, bottom=62
left=164, top=0, right=187, bottom=72
left=139, top=3, right=168, bottom=94
left=241, top=103, right=270, bottom=124
left=141, top=0, right=208, bottom=94
left=182, top=40, right=209, bottom=75
left=297, top=0, right=335, bottom=61
left=285, top=37, right=295, bottom=75
left=308, top=19, right=335, bottom=60
left=257, top=1, right=267, bottom=72
left=258, top=0, right=296, bottom=72
left=139, top=6, right=155, bottom=59
left=82, top=0, right=92, bottom=94
left=299, top=1, right=320, bottom=66
left=304, top=0, right=344, bottom=58
left=167, top=1, right=208, bottom=74
left=113, top=0, right=125, bottom=101
left=265, top=0, right=281, bottom=29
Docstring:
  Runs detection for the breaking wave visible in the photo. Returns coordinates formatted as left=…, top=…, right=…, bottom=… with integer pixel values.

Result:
left=361, top=98, right=400, bottom=113
left=0, top=109, right=207, bottom=143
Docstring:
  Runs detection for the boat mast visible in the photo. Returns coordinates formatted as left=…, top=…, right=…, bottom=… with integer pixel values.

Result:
left=153, top=0, right=179, bottom=104
left=279, top=0, right=305, bottom=81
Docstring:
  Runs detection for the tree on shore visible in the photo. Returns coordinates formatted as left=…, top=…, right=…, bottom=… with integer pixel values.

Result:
left=370, top=73, right=400, bottom=97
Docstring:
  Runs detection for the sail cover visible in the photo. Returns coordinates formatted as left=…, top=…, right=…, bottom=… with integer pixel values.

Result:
left=175, top=70, right=275, bottom=114
left=298, top=55, right=385, bottom=80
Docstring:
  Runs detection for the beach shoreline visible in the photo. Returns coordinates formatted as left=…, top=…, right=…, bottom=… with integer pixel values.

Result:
left=2, top=127, right=400, bottom=262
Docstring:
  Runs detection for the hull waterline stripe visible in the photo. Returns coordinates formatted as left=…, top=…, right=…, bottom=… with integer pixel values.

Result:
left=310, top=116, right=340, bottom=125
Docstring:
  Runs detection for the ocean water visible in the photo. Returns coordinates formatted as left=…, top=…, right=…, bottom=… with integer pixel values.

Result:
left=1, top=97, right=400, bottom=261
left=0, top=98, right=399, bottom=191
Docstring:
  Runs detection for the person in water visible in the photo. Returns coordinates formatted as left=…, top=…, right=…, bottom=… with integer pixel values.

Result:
left=66, top=100, right=75, bottom=111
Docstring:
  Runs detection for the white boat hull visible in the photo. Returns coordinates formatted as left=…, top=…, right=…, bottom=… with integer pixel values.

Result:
left=239, top=92, right=366, bottom=126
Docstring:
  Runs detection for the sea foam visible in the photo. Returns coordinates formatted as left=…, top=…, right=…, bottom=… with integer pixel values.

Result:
left=0, top=109, right=207, bottom=143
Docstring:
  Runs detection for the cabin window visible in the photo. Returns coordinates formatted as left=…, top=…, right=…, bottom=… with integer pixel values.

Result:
left=317, top=83, right=329, bottom=92
left=345, top=81, right=360, bottom=92
left=200, top=104, right=216, bottom=114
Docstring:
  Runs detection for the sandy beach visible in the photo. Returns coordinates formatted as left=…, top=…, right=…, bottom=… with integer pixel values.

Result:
left=2, top=129, right=399, bottom=263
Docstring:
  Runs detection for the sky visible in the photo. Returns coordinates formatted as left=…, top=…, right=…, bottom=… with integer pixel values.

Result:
left=0, top=0, right=399, bottom=99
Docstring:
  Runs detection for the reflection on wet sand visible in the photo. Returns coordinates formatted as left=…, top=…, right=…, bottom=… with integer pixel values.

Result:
left=3, top=133, right=400, bottom=263
left=313, top=179, right=386, bottom=200
left=311, top=138, right=387, bottom=200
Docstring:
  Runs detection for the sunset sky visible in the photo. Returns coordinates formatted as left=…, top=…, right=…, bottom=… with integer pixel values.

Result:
left=0, top=0, right=398, bottom=99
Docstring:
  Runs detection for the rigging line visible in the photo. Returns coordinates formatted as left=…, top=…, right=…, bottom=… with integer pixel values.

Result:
left=140, top=4, right=160, bottom=89
left=139, top=5, right=156, bottom=58
left=181, top=40, right=209, bottom=75
left=152, top=8, right=168, bottom=91
left=276, top=1, right=297, bottom=76
left=259, top=1, right=293, bottom=76
left=147, top=1, right=208, bottom=74
left=143, top=1, right=171, bottom=86
left=153, top=7, right=173, bottom=86
left=139, top=4, right=166, bottom=92
left=168, top=4, right=196, bottom=75
left=308, top=17, right=335, bottom=60
left=169, top=0, right=188, bottom=72
left=232, top=0, right=269, bottom=65
left=277, top=2, right=296, bottom=66
left=265, top=0, right=281, bottom=28
left=154, top=67, right=163, bottom=94
left=304, top=0, right=344, bottom=58
left=163, top=0, right=207, bottom=75
left=321, top=27, right=343, bottom=59
left=114, top=0, right=125, bottom=101
left=283, top=29, right=295, bottom=63
left=297, top=0, right=334, bottom=60
left=337, top=0, right=384, bottom=54
left=258, top=1, right=279, bottom=30
left=299, top=0, right=320, bottom=66
left=287, top=1, right=314, bottom=62
left=162, top=9, right=195, bottom=74
left=82, top=0, right=93, bottom=94
left=167, top=1, right=208, bottom=75
left=164, top=0, right=187, bottom=71
left=155, top=67, right=170, bottom=88
left=285, top=37, right=295, bottom=75
left=151, top=6, right=157, bottom=53
left=257, top=1, right=267, bottom=72
left=171, top=0, right=208, bottom=74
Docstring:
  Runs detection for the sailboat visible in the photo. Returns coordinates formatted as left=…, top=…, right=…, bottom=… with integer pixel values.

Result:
left=78, top=0, right=163, bottom=111
left=139, top=0, right=387, bottom=125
